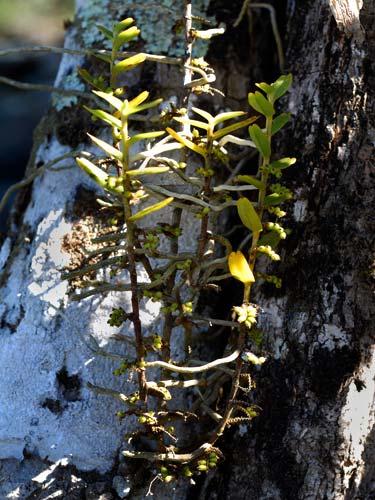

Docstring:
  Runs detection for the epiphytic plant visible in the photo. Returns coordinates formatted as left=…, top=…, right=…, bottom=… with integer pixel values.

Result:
left=64, top=3, right=295, bottom=486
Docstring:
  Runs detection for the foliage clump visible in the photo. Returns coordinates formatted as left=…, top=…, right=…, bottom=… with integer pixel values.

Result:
left=66, top=7, right=295, bottom=486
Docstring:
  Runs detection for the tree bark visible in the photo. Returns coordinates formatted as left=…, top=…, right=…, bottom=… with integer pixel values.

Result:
left=0, top=0, right=373, bottom=499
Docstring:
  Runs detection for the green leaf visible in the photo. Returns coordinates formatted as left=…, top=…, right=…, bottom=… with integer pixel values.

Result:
left=271, top=74, right=293, bottom=101
left=126, top=166, right=170, bottom=176
left=128, top=131, right=165, bottom=146
left=130, top=98, right=163, bottom=115
left=236, top=175, right=265, bottom=190
left=113, top=26, right=140, bottom=52
left=269, top=157, right=296, bottom=170
left=192, top=106, right=213, bottom=122
left=129, top=197, right=174, bottom=222
left=258, top=231, right=280, bottom=248
left=78, top=69, right=99, bottom=89
left=249, top=124, right=270, bottom=158
left=97, top=24, right=113, bottom=40
left=112, top=53, right=146, bottom=82
left=271, top=113, right=291, bottom=135
left=92, top=90, right=123, bottom=111
left=166, top=128, right=206, bottom=157
left=84, top=106, right=122, bottom=129
left=173, top=116, right=209, bottom=130
left=76, top=157, right=108, bottom=188
left=255, top=82, right=273, bottom=94
left=114, top=18, right=135, bottom=34
left=212, top=111, right=246, bottom=126
left=213, top=116, right=258, bottom=140
left=87, top=133, right=122, bottom=160
left=128, top=91, right=149, bottom=108
left=248, top=92, right=274, bottom=117
left=237, top=198, right=262, bottom=233
left=92, top=52, right=112, bottom=64
left=264, top=193, right=292, bottom=206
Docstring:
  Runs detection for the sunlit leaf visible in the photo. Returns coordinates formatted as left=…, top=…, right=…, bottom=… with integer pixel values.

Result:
left=192, top=106, right=213, bottom=122
left=128, top=131, right=165, bottom=146
left=269, top=157, right=296, bottom=170
left=114, top=18, right=135, bottom=34
left=113, top=26, right=140, bottom=52
left=173, top=116, right=209, bottom=130
left=248, top=92, right=274, bottom=117
left=212, top=111, right=246, bottom=126
left=237, top=198, right=262, bottom=233
left=92, top=90, right=123, bottom=111
left=213, top=116, right=257, bottom=140
left=264, top=193, right=292, bottom=206
left=255, top=82, right=273, bottom=94
left=271, top=74, right=293, bottom=100
left=112, top=53, right=146, bottom=83
left=166, top=128, right=206, bottom=156
left=126, top=166, right=170, bottom=176
left=128, top=91, right=149, bottom=108
left=76, top=157, right=108, bottom=188
left=84, top=106, right=122, bottom=129
left=128, top=197, right=174, bottom=221
left=87, top=133, right=122, bottom=160
left=228, top=251, right=255, bottom=284
left=131, top=98, right=163, bottom=115
left=236, top=175, right=265, bottom=190
left=249, top=124, right=270, bottom=158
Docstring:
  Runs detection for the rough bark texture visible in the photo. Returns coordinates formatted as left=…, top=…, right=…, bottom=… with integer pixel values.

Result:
left=198, top=1, right=375, bottom=499
left=0, top=0, right=374, bottom=499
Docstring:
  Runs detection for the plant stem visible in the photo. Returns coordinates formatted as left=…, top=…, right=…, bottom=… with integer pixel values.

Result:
left=121, top=114, right=147, bottom=401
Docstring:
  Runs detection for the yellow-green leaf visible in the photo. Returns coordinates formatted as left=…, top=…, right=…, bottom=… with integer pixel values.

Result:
left=212, top=111, right=246, bottom=126
left=249, top=124, right=270, bottom=158
left=76, top=157, right=108, bottom=188
left=92, top=90, right=123, bottom=111
left=213, top=116, right=257, bottom=140
left=128, top=197, right=174, bottom=222
left=128, top=91, right=149, bottom=108
left=192, top=106, right=213, bottom=122
left=84, top=106, right=122, bottom=129
left=166, top=128, right=206, bottom=157
left=237, top=198, right=262, bottom=233
left=114, top=18, right=135, bottom=34
left=173, top=117, right=209, bottom=130
left=255, top=82, right=273, bottom=94
left=228, top=251, right=255, bottom=284
left=248, top=92, right=274, bottom=117
left=236, top=175, right=265, bottom=190
left=131, top=98, right=163, bottom=115
left=113, top=26, right=140, bottom=52
left=87, top=133, right=122, bottom=160
left=269, top=157, right=296, bottom=170
left=112, top=53, right=146, bottom=80
left=126, top=166, right=170, bottom=176
left=127, top=131, right=165, bottom=146
left=271, top=74, right=293, bottom=101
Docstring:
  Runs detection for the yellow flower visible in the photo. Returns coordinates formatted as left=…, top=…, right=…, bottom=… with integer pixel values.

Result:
left=228, top=251, right=255, bottom=284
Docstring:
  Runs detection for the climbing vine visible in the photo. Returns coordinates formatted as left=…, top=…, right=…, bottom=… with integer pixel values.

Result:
left=64, top=2, right=295, bottom=486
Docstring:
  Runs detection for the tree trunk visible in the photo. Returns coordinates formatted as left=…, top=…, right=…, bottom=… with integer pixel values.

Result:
left=0, top=1, right=373, bottom=499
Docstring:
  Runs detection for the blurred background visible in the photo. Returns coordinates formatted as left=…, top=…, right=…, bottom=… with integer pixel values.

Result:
left=0, top=0, right=74, bottom=229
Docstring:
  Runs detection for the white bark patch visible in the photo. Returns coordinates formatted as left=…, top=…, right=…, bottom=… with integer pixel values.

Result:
left=329, top=0, right=364, bottom=38
left=293, top=199, right=307, bottom=222
left=339, top=349, right=375, bottom=490
left=318, top=323, right=349, bottom=350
